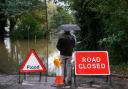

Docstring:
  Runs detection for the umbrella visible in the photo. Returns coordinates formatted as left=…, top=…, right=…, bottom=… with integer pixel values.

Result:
left=58, top=24, right=81, bottom=32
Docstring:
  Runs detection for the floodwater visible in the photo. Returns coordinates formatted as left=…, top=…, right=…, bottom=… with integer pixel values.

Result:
left=0, top=36, right=60, bottom=75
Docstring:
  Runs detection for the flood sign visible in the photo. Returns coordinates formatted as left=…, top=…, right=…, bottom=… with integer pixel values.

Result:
left=20, top=49, right=46, bottom=73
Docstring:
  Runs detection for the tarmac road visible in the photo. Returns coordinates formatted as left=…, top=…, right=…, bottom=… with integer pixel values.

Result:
left=0, top=75, right=128, bottom=89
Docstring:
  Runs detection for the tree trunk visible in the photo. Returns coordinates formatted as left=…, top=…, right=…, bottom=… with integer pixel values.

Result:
left=0, top=14, right=7, bottom=38
left=0, top=0, right=6, bottom=38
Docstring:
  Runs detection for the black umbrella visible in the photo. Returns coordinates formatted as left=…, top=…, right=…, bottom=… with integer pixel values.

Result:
left=58, top=24, right=81, bottom=32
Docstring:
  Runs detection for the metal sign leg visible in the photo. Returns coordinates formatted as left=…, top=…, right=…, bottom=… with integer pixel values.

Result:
left=106, top=75, right=109, bottom=82
left=64, top=59, right=66, bottom=84
left=109, top=74, right=112, bottom=86
left=39, top=72, right=41, bottom=82
left=19, top=72, right=21, bottom=84
left=24, top=73, right=26, bottom=80
left=74, top=65, right=76, bottom=86
left=106, top=75, right=112, bottom=86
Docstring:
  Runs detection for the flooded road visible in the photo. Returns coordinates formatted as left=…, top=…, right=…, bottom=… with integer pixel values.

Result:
left=0, top=37, right=59, bottom=75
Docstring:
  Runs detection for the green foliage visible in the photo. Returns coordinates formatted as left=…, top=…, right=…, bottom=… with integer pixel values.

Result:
left=1, top=0, right=44, bottom=16
left=100, top=14, right=128, bottom=64
left=95, top=0, right=128, bottom=64
left=111, top=64, right=128, bottom=74
left=10, top=1, right=75, bottom=38
left=5, top=0, right=44, bottom=16
left=11, top=13, right=47, bottom=39
left=72, top=1, right=103, bottom=51
left=50, top=6, right=75, bottom=29
left=0, top=0, right=45, bottom=37
left=60, top=0, right=128, bottom=64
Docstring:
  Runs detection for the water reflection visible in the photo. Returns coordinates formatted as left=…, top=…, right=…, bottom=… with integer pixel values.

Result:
left=0, top=38, right=14, bottom=74
left=4, top=37, right=11, bottom=55
left=0, top=36, right=59, bottom=75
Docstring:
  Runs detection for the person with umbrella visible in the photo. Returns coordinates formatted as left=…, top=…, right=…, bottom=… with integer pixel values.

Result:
left=56, top=24, right=80, bottom=85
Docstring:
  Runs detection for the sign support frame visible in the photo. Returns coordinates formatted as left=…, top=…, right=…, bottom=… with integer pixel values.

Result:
left=19, top=49, right=46, bottom=84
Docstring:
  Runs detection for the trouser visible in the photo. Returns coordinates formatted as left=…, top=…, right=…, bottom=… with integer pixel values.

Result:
left=60, top=55, right=72, bottom=83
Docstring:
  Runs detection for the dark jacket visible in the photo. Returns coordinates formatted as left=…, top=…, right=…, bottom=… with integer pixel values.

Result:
left=56, top=32, right=75, bottom=56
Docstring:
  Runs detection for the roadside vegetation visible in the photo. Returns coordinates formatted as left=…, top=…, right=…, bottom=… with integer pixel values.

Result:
left=57, top=0, right=128, bottom=73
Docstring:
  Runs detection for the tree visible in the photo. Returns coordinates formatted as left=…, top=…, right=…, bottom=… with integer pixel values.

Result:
left=0, top=0, right=44, bottom=37
left=48, top=1, right=75, bottom=31
left=11, top=5, right=50, bottom=39
left=70, top=0, right=103, bottom=51
left=0, top=0, right=6, bottom=38
left=98, top=0, right=128, bottom=64
left=58, top=0, right=128, bottom=64
left=50, top=6, right=75, bottom=30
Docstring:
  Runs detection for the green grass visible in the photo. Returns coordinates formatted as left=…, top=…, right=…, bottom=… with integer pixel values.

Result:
left=110, top=64, right=128, bottom=74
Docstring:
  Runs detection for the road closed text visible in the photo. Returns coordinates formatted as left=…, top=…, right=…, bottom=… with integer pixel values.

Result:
left=78, top=57, right=106, bottom=69
left=75, top=51, right=110, bottom=75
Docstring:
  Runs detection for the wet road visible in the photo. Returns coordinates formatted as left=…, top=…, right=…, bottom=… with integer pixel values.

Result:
left=0, top=75, right=128, bottom=89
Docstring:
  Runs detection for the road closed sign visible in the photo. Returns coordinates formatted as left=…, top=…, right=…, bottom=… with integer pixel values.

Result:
left=20, top=49, right=46, bottom=73
left=75, top=51, right=110, bottom=75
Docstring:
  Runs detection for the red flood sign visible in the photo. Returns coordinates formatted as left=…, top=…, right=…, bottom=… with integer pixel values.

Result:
left=75, top=51, right=110, bottom=75
left=20, top=49, right=46, bottom=73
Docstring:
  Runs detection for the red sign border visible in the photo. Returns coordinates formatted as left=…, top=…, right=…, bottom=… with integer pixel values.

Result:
left=75, top=51, right=110, bottom=75
left=20, top=49, right=46, bottom=73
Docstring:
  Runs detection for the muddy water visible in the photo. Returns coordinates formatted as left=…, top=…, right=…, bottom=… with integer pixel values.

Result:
left=0, top=37, right=59, bottom=75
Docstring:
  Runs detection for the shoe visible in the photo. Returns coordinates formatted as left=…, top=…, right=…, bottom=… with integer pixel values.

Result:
left=65, top=80, right=72, bottom=86
left=67, top=80, right=72, bottom=85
